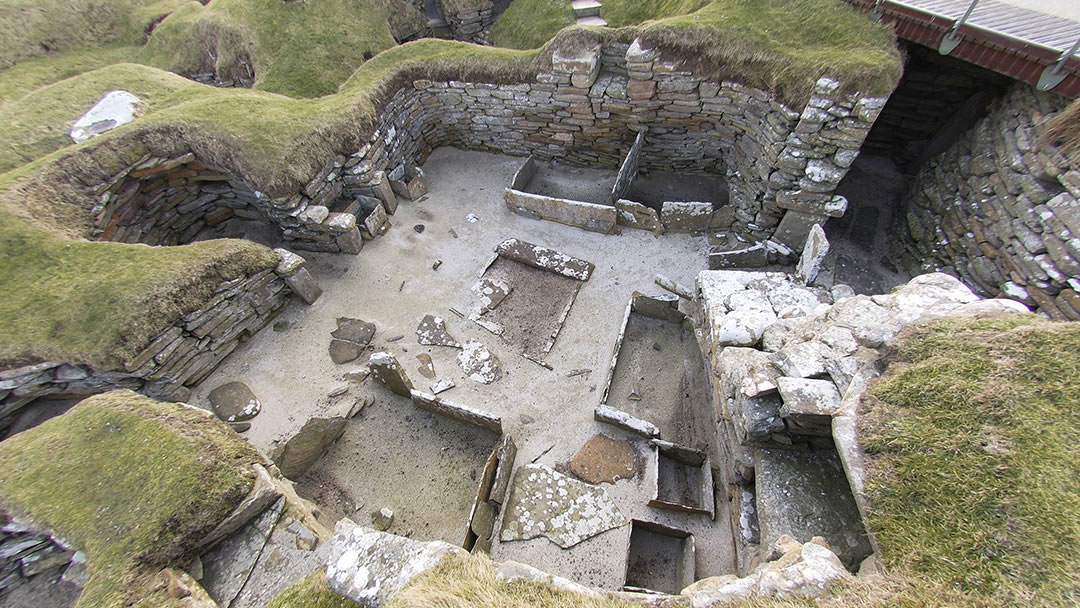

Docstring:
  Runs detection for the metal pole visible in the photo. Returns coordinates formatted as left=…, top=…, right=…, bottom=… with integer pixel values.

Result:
left=1037, top=36, right=1080, bottom=91
left=940, top=0, right=981, bottom=55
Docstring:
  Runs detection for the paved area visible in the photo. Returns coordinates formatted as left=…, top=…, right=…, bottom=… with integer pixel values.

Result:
left=190, top=147, right=734, bottom=588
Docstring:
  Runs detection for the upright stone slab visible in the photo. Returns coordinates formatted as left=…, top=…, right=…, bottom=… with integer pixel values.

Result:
left=274, top=248, right=322, bottom=304
left=368, top=352, right=414, bottom=397
left=795, top=223, right=829, bottom=285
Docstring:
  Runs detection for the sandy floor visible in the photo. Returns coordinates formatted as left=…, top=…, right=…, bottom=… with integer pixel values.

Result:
left=190, top=147, right=732, bottom=587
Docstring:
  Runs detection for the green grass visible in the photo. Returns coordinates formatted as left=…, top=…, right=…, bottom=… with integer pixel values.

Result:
left=270, top=571, right=365, bottom=608
left=140, top=0, right=427, bottom=98
left=489, top=0, right=576, bottom=50
left=600, top=0, right=710, bottom=25
left=0, top=63, right=200, bottom=173
left=0, top=47, right=141, bottom=109
left=860, top=316, right=1080, bottom=607
left=605, top=0, right=901, bottom=103
left=0, top=0, right=178, bottom=69
left=0, top=206, right=278, bottom=368
left=0, top=390, right=262, bottom=607
left=441, top=0, right=493, bottom=15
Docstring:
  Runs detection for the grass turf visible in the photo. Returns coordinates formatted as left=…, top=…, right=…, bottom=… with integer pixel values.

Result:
left=0, top=205, right=278, bottom=369
left=860, top=315, right=1080, bottom=607
left=0, top=390, right=262, bottom=607
left=489, top=0, right=576, bottom=50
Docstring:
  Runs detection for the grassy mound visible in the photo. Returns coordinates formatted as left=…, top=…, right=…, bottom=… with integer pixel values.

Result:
left=0, top=209, right=278, bottom=369
left=604, top=0, right=901, bottom=102
left=489, top=0, right=576, bottom=50
left=394, top=552, right=637, bottom=608
left=141, top=0, right=427, bottom=98
left=860, top=316, right=1080, bottom=606
left=0, top=0, right=183, bottom=69
left=0, top=390, right=263, bottom=607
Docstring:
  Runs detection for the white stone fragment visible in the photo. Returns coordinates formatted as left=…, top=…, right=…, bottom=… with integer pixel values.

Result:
left=70, top=90, right=144, bottom=143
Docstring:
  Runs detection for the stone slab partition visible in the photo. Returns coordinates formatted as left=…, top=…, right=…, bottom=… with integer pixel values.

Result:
left=299, top=35, right=886, bottom=250
left=0, top=251, right=318, bottom=434
left=504, top=156, right=618, bottom=233
left=890, top=84, right=1080, bottom=320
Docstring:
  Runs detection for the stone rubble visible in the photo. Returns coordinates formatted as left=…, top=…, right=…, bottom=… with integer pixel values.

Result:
left=415, top=314, right=461, bottom=348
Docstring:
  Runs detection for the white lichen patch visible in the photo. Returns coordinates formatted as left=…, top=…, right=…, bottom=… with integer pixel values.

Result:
left=500, top=464, right=625, bottom=548
left=456, top=340, right=501, bottom=384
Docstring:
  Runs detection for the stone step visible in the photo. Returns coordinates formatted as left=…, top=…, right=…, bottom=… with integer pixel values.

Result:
left=576, top=15, right=608, bottom=26
left=753, top=448, right=872, bottom=571
left=572, top=0, right=602, bottom=17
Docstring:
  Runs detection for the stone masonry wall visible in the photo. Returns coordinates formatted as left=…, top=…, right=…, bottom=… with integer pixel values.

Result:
left=0, top=261, right=301, bottom=433
left=304, top=38, right=886, bottom=251
left=439, top=1, right=495, bottom=44
left=890, top=84, right=1080, bottom=320
left=0, top=514, right=83, bottom=604
left=93, top=38, right=883, bottom=255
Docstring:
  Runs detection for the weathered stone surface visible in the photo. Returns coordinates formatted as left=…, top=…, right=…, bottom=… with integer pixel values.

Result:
left=330, top=339, right=365, bottom=365
left=330, top=318, right=376, bottom=363
left=70, top=90, right=144, bottom=143
left=500, top=464, right=625, bottom=548
left=616, top=199, right=662, bottom=231
left=681, top=536, right=849, bottom=606
left=755, top=448, right=872, bottom=570
left=594, top=405, right=660, bottom=438
left=472, top=278, right=511, bottom=312
left=410, top=390, right=502, bottom=433
left=710, top=243, right=769, bottom=270
left=570, top=434, right=637, bottom=484
left=456, top=340, right=500, bottom=384
left=371, top=507, right=394, bottom=532
left=284, top=267, right=323, bottom=305
left=661, top=201, right=713, bottom=232
left=208, top=381, right=261, bottom=423
left=271, top=416, right=348, bottom=480
left=201, top=498, right=285, bottom=607
left=415, top=314, right=460, bottom=348
left=495, top=238, right=594, bottom=281
left=368, top=352, right=414, bottom=397
left=327, top=521, right=464, bottom=607
left=777, top=377, right=841, bottom=417
left=795, top=224, right=829, bottom=285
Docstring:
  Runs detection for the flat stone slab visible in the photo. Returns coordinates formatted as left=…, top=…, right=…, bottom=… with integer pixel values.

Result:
left=332, top=317, right=376, bottom=345
left=495, top=238, right=594, bottom=281
left=500, top=463, right=625, bottom=549
left=208, top=381, right=261, bottom=422
left=457, top=340, right=500, bottom=384
left=330, top=317, right=376, bottom=364
left=416, top=314, right=460, bottom=348
left=755, top=448, right=873, bottom=570
left=570, top=434, right=638, bottom=484
left=70, top=90, right=144, bottom=143
left=472, top=278, right=512, bottom=312
left=327, top=521, right=464, bottom=607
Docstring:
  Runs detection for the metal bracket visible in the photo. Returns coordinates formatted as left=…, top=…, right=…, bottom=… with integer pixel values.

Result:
left=939, top=0, right=980, bottom=55
left=1037, top=37, right=1080, bottom=91
left=869, top=0, right=886, bottom=22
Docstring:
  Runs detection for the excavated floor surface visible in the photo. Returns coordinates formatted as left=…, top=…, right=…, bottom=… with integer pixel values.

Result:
left=190, top=147, right=734, bottom=588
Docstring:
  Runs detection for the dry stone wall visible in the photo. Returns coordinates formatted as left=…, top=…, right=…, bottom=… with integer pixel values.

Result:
left=309, top=38, right=886, bottom=249
left=890, top=85, right=1080, bottom=320
left=0, top=258, right=305, bottom=433
left=0, top=515, right=83, bottom=604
